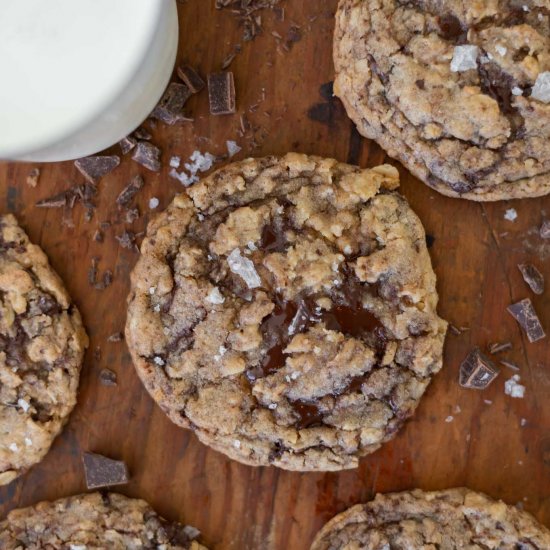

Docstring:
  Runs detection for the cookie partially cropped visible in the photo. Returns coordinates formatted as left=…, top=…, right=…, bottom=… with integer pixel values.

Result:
left=311, top=488, right=550, bottom=549
left=0, top=214, right=88, bottom=485
left=126, top=154, right=447, bottom=471
left=0, top=492, right=206, bottom=549
left=334, top=0, right=550, bottom=201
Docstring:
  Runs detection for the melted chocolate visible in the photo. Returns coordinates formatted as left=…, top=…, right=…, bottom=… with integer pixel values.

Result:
left=292, top=399, right=324, bottom=430
left=437, top=14, right=466, bottom=42
left=478, top=62, right=515, bottom=116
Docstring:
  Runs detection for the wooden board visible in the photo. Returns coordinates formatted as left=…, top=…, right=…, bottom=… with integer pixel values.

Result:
left=0, top=1, right=549, bottom=548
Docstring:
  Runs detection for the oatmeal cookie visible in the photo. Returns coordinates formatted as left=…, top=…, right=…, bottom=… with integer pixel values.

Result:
left=0, top=492, right=206, bottom=549
left=311, top=488, right=550, bottom=549
left=334, top=0, right=550, bottom=200
left=126, top=154, right=447, bottom=471
left=0, top=214, right=88, bottom=485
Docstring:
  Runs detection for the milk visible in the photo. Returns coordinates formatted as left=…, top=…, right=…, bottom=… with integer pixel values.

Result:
left=0, top=0, right=178, bottom=161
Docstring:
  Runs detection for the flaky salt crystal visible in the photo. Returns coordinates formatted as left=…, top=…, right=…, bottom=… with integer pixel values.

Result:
left=24, top=438, right=32, bottom=446
left=504, top=374, right=525, bottom=398
left=495, top=44, right=507, bottom=56
left=532, top=72, right=550, bottom=103
left=149, top=197, right=159, bottom=209
left=169, top=156, right=181, bottom=168
left=227, top=249, right=262, bottom=289
left=450, top=45, right=479, bottom=72
left=226, top=140, right=242, bottom=158
left=233, top=439, right=241, bottom=449
left=504, top=208, right=517, bottom=221
left=8, top=443, right=18, bottom=452
left=445, top=415, right=454, bottom=423
left=154, top=356, right=165, bottom=366
left=17, top=398, right=30, bottom=413
left=511, top=86, right=523, bottom=96
left=207, top=287, right=225, bottom=304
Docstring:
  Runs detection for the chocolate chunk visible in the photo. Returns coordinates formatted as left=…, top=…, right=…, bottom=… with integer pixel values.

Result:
left=459, top=348, right=500, bottom=390
left=116, top=175, right=145, bottom=208
left=119, top=136, right=137, bottom=155
left=74, top=155, right=120, bottom=184
left=507, top=298, right=546, bottom=343
left=26, top=168, right=40, bottom=188
left=177, top=65, right=205, bottom=94
left=151, top=82, right=193, bottom=125
left=540, top=220, right=550, bottom=239
left=82, top=452, right=129, bottom=489
left=208, top=72, right=236, bottom=115
left=518, top=263, right=544, bottom=295
left=133, top=127, right=152, bottom=141
left=291, top=399, right=324, bottom=429
left=99, top=368, right=118, bottom=387
left=132, top=142, right=161, bottom=172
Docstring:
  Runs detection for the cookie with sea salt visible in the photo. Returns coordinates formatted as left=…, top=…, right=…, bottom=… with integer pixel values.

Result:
left=126, top=154, right=447, bottom=471
left=0, top=214, right=88, bottom=485
left=311, top=488, right=550, bottom=549
left=334, top=0, right=550, bottom=201
left=0, top=492, right=207, bottom=549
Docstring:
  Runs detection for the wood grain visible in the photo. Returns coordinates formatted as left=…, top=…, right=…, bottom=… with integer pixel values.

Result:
left=0, top=1, right=549, bottom=548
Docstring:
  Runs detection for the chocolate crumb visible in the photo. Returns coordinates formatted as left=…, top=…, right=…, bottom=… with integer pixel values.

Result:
left=518, top=263, right=544, bottom=295
left=108, top=332, right=123, bottom=342
left=99, top=368, right=118, bottom=387
left=26, top=168, right=40, bottom=188
left=119, top=136, right=137, bottom=155
left=540, top=220, right=550, bottom=239
left=93, top=229, right=104, bottom=243
left=507, top=299, right=546, bottom=343
left=459, top=348, right=500, bottom=390
left=151, top=82, right=193, bottom=125
left=489, top=341, right=512, bottom=354
left=82, top=452, right=129, bottom=489
left=132, top=142, right=161, bottom=172
left=133, top=127, right=152, bottom=141
left=177, top=65, right=205, bottom=94
left=88, top=257, right=99, bottom=286
left=208, top=72, right=236, bottom=115
left=116, top=175, right=145, bottom=208
left=116, top=231, right=140, bottom=251
left=88, top=257, right=113, bottom=290
left=74, top=155, right=120, bottom=184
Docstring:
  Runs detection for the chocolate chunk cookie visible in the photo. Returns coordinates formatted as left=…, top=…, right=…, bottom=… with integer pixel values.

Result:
left=0, top=492, right=206, bottom=549
left=311, top=488, right=550, bottom=549
left=126, top=154, right=447, bottom=471
left=0, top=215, right=88, bottom=485
left=334, top=0, right=550, bottom=201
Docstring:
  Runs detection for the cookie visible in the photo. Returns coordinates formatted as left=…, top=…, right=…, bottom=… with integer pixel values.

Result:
left=0, top=214, right=88, bottom=485
left=334, top=0, right=550, bottom=201
left=126, top=154, right=447, bottom=471
left=311, top=488, right=550, bottom=549
left=0, top=492, right=207, bottom=549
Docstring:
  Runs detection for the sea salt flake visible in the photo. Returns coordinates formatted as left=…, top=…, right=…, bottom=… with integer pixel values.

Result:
left=511, top=86, right=523, bottom=96
left=484, top=399, right=493, bottom=405
left=24, top=437, right=32, bottom=446
left=8, top=443, right=18, bottom=452
left=169, top=168, right=198, bottom=187
left=153, top=356, right=165, bottom=366
left=226, top=140, right=242, bottom=158
left=227, top=249, right=262, bottom=289
left=495, top=44, right=507, bottom=56
left=450, top=45, right=479, bottom=72
left=149, top=286, right=157, bottom=295
left=247, top=241, right=257, bottom=251
left=153, top=304, right=161, bottom=313
left=290, top=371, right=300, bottom=380
left=169, top=156, right=181, bottom=168
left=268, top=403, right=277, bottom=410
left=70, top=545, right=87, bottom=550
left=149, top=197, right=160, bottom=209
left=17, top=398, right=30, bottom=412
left=504, top=374, right=526, bottom=398
left=445, top=415, right=454, bottom=423
left=531, top=72, right=550, bottom=103
left=207, top=287, right=225, bottom=304
left=504, top=208, right=517, bottom=221
left=233, top=439, right=241, bottom=449
left=520, top=418, right=527, bottom=427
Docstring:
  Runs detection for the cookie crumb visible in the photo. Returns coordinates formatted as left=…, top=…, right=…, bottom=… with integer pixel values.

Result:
left=26, top=168, right=40, bottom=188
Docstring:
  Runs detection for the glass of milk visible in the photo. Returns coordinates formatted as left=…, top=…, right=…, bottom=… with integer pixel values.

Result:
left=0, top=0, right=178, bottom=162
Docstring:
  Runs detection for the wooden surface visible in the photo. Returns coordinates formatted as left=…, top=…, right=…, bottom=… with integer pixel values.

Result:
left=1, top=1, right=549, bottom=548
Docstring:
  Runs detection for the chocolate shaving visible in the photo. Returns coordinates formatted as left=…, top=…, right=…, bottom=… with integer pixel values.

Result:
left=93, top=229, right=104, bottom=243
left=36, top=191, right=68, bottom=209
left=177, top=65, right=205, bottom=94
left=540, top=220, right=550, bottom=239
left=459, top=348, right=500, bottom=390
left=116, top=175, right=145, bottom=208
left=132, top=142, right=161, bottom=172
left=99, top=368, right=118, bottom=387
left=151, top=82, right=193, bottom=125
left=208, top=72, right=236, bottom=115
left=119, top=136, right=137, bottom=155
left=82, top=452, right=129, bottom=489
left=500, top=360, right=520, bottom=372
left=507, top=298, right=546, bottom=343
left=215, top=0, right=281, bottom=42
left=88, top=257, right=113, bottom=290
left=518, top=263, right=544, bottom=295
left=26, top=168, right=40, bottom=188
left=116, top=231, right=140, bottom=251
left=74, top=155, right=120, bottom=184
left=488, top=341, right=512, bottom=354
